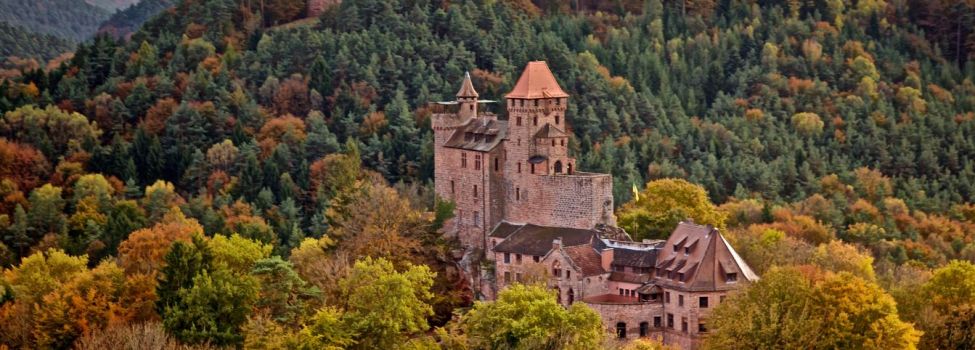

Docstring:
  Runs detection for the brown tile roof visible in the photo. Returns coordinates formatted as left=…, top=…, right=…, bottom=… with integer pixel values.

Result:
left=609, top=271, right=651, bottom=284
left=490, top=221, right=524, bottom=238
left=456, top=71, right=478, bottom=98
left=491, top=224, right=599, bottom=256
left=505, top=61, right=569, bottom=99
left=443, top=118, right=507, bottom=152
left=653, top=221, right=759, bottom=292
left=563, top=245, right=606, bottom=276
left=613, top=248, right=658, bottom=268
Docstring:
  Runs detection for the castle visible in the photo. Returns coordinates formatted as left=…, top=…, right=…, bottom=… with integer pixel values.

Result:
left=431, top=61, right=758, bottom=349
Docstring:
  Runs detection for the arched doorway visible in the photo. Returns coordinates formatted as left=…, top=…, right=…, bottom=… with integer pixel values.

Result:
left=554, top=161, right=563, bottom=174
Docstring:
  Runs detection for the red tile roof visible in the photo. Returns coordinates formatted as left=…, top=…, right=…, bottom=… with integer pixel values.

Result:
left=505, top=61, right=569, bottom=99
left=563, top=245, right=606, bottom=277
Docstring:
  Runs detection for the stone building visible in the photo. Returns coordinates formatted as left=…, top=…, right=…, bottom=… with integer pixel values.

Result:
left=431, top=61, right=757, bottom=349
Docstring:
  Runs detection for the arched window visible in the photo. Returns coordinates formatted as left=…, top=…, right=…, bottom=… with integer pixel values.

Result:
left=568, top=289, right=575, bottom=305
left=554, top=161, right=563, bottom=174
left=640, top=322, right=649, bottom=337
left=567, top=163, right=573, bottom=175
left=616, top=322, right=627, bottom=338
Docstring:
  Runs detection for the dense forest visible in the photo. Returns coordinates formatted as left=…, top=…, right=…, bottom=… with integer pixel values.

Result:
left=0, top=0, right=111, bottom=42
left=98, top=0, right=177, bottom=39
left=2, top=0, right=975, bottom=348
left=0, top=22, right=76, bottom=62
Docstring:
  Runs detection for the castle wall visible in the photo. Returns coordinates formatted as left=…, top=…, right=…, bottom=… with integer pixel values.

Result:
left=502, top=172, right=615, bottom=229
left=585, top=300, right=664, bottom=340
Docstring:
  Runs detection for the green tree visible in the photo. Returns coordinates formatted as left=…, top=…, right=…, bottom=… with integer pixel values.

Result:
left=705, top=267, right=920, bottom=350
left=458, top=283, right=604, bottom=350
left=338, top=257, right=435, bottom=349
left=617, top=178, right=725, bottom=239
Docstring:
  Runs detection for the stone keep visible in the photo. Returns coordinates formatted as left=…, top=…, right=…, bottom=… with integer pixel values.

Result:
left=431, top=62, right=616, bottom=255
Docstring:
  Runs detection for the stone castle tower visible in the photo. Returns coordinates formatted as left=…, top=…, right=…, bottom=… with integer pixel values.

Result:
left=431, top=62, right=616, bottom=256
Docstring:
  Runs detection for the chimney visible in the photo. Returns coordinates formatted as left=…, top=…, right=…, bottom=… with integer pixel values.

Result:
left=685, top=217, right=695, bottom=224
left=601, top=248, right=614, bottom=272
left=552, top=237, right=562, bottom=251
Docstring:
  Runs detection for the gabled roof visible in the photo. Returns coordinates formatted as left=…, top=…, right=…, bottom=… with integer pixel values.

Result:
left=443, top=118, right=507, bottom=152
left=653, top=221, right=759, bottom=292
left=563, top=245, right=606, bottom=277
left=456, top=71, right=479, bottom=98
left=491, top=223, right=600, bottom=256
left=534, top=123, right=567, bottom=139
left=505, top=61, right=569, bottom=99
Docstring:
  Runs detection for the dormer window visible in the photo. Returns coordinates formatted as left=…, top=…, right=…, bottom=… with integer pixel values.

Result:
left=684, top=246, right=691, bottom=255
left=726, top=273, right=738, bottom=282
left=673, top=244, right=679, bottom=252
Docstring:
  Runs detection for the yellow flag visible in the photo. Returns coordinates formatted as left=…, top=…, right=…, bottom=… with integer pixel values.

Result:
left=631, top=183, right=640, bottom=201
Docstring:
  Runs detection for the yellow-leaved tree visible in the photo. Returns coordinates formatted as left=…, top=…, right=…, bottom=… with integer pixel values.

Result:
left=617, top=178, right=725, bottom=240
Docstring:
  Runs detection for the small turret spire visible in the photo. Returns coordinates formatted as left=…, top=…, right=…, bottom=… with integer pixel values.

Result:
left=456, top=71, right=479, bottom=98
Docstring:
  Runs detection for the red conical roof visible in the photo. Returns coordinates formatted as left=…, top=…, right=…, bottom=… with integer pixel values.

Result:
left=456, top=71, right=479, bottom=98
left=505, top=61, right=569, bottom=99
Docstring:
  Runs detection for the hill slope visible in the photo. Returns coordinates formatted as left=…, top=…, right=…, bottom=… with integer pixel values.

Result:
left=0, top=0, right=109, bottom=42
left=0, top=21, right=75, bottom=61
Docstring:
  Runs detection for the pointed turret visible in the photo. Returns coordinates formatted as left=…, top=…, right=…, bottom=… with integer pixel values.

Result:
left=456, top=71, right=479, bottom=98
left=505, top=61, right=569, bottom=99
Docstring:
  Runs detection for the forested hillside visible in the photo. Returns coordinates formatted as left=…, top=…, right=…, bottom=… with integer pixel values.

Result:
left=1, top=0, right=975, bottom=348
left=0, top=0, right=110, bottom=42
left=97, top=0, right=176, bottom=39
left=0, top=22, right=76, bottom=61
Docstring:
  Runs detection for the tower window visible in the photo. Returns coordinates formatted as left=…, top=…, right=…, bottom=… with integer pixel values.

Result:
left=474, top=154, right=481, bottom=170
left=561, top=139, right=565, bottom=146
left=516, top=188, right=520, bottom=200
left=531, top=164, right=535, bottom=174
left=551, top=139, right=555, bottom=147
left=556, top=98, right=561, bottom=105
left=534, top=100, right=539, bottom=107
left=517, top=162, right=521, bottom=173
left=519, top=99, right=524, bottom=107
left=555, top=115, right=560, bottom=124
left=517, top=117, right=522, bottom=126
left=461, top=153, right=467, bottom=168
left=473, top=185, right=478, bottom=198
left=533, top=117, right=538, bottom=126
left=494, top=158, right=499, bottom=171
left=473, top=211, right=480, bottom=226
left=450, top=180, right=455, bottom=194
